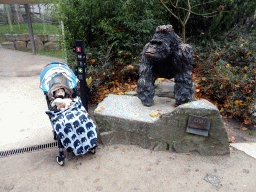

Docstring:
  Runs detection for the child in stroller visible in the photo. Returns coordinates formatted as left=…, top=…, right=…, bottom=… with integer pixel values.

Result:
left=48, top=83, right=76, bottom=111
left=40, top=62, right=97, bottom=166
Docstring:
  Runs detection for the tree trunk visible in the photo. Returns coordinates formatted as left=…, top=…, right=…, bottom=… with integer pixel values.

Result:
left=5, top=5, right=13, bottom=32
left=182, top=24, right=186, bottom=43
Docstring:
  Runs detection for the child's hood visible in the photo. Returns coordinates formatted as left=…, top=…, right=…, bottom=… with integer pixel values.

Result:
left=48, top=83, right=73, bottom=100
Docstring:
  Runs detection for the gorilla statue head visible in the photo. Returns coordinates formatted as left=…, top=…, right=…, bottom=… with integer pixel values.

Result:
left=144, top=25, right=180, bottom=62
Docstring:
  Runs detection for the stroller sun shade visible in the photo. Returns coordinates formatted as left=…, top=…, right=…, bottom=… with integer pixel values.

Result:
left=40, top=62, right=79, bottom=93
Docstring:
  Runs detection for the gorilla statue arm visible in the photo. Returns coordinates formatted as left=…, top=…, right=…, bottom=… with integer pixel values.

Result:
left=137, top=49, right=156, bottom=107
left=173, top=44, right=194, bottom=105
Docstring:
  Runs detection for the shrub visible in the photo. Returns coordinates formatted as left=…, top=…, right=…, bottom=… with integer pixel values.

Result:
left=193, top=27, right=255, bottom=123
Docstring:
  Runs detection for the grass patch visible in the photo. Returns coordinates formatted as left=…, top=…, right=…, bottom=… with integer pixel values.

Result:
left=18, top=49, right=66, bottom=59
left=0, top=23, right=61, bottom=43
left=0, top=23, right=61, bottom=36
left=0, top=23, right=65, bottom=59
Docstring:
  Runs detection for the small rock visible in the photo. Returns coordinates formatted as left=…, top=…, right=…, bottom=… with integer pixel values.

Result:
left=57, top=181, right=64, bottom=185
left=96, top=186, right=103, bottom=191
left=167, top=156, right=175, bottom=161
left=4, top=184, right=14, bottom=190
left=155, top=159, right=161, bottom=165
left=93, top=178, right=100, bottom=183
left=95, top=166, right=100, bottom=170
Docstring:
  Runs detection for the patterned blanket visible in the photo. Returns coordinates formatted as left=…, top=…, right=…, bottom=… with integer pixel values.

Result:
left=46, top=97, right=97, bottom=156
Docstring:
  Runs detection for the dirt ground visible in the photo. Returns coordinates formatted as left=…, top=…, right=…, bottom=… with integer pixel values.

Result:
left=0, top=143, right=256, bottom=192
left=0, top=105, right=256, bottom=192
left=0, top=47, right=256, bottom=192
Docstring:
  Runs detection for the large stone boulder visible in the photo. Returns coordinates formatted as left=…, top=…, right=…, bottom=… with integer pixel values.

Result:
left=27, top=37, right=44, bottom=51
left=35, top=35, right=48, bottom=42
left=15, top=41, right=26, bottom=50
left=4, top=34, right=16, bottom=42
left=94, top=94, right=230, bottom=156
left=44, top=42, right=60, bottom=51
left=48, top=35, right=60, bottom=42
left=1, top=42, right=15, bottom=49
left=155, top=79, right=196, bottom=100
left=15, top=34, right=29, bottom=41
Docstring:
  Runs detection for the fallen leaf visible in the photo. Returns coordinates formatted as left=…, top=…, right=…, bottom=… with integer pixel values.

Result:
left=186, top=104, right=190, bottom=106
left=134, top=112, right=138, bottom=115
left=247, top=142, right=253, bottom=145
left=156, top=112, right=161, bottom=117
left=166, top=100, right=171, bottom=102
left=244, top=119, right=251, bottom=124
left=149, top=113, right=156, bottom=117
left=241, top=127, right=248, bottom=131
left=86, top=76, right=93, bottom=85
left=157, top=78, right=165, bottom=84
left=155, top=102, right=159, bottom=104
left=247, top=51, right=252, bottom=56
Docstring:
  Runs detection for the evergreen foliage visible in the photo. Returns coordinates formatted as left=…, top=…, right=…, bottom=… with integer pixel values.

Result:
left=53, top=0, right=255, bottom=122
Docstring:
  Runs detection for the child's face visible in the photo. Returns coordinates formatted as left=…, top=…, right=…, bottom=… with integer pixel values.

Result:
left=54, top=88, right=65, bottom=97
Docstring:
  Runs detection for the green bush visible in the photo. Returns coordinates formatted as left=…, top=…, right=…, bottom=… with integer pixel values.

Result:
left=54, top=0, right=167, bottom=94
left=193, top=27, right=255, bottom=122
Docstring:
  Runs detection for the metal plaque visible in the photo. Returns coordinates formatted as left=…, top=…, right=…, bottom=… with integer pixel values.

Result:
left=186, top=115, right=211, bottom=136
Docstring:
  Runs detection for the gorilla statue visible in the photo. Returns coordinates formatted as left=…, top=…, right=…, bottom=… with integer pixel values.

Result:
left=137, top=24, right=194, bottom=107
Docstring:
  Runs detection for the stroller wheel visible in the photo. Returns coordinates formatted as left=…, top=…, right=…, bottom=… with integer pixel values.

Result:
left=90, top=147, right=96, bottom=154
left=56, top=156, right=64, bottom=166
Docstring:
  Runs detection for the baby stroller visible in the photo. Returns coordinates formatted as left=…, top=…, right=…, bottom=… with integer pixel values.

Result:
left=40, top=61, right=97, bottom=166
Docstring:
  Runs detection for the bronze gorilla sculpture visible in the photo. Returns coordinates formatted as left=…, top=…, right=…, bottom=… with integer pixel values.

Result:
left=137, top=25, right=194, bottom=106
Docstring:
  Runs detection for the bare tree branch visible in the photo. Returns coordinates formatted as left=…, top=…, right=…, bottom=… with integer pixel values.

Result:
left=191, top=0, right=220, bottom=9
left=160, top=0, right=179, bottom=21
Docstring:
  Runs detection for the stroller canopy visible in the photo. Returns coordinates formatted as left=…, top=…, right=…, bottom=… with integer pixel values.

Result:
left=40, top=61, right=79, bottom=94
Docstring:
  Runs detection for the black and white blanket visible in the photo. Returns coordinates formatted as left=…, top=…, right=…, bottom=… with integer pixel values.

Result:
left=46, top=97, right=97, bottom=156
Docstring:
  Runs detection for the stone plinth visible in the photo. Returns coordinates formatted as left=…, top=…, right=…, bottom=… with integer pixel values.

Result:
left=94, top=94, right=230, bottom=156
